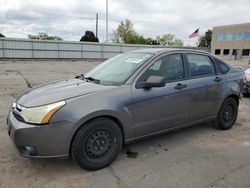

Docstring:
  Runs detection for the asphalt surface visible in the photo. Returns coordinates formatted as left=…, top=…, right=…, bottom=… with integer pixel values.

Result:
left=0, top=59, right=250, bottom=188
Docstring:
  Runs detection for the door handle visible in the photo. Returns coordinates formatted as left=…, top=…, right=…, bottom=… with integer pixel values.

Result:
left=174, top=83, right=187, bottom=90
left=214, top=77, right=223, bottom=82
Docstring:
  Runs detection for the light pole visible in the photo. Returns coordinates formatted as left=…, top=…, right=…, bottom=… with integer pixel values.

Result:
left=106, top=0, right=108, bottom=43
left=96, top=13, right=98, bottom=39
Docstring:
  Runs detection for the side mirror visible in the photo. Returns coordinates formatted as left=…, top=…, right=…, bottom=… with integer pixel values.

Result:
left=136, top=75, right=165, bottom=89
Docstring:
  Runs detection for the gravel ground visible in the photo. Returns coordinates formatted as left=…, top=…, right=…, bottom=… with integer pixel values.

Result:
left=0, top=59, right=250, bottom=188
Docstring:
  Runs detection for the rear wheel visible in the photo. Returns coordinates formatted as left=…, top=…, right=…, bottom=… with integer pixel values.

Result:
left=71, top=118, right=122, bottom=171
left=214, top=97, right=238, bottom=130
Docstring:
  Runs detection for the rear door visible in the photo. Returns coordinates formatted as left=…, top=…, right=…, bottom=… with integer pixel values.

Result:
left=183, top=53, right=225, bottom=122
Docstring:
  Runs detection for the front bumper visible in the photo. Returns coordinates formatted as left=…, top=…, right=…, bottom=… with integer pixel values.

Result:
left=242, top=82, right=250, bottom=94
left=7, top=111, right=74, bottom=158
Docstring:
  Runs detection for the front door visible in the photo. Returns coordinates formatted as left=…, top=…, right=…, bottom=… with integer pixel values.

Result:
left=131, top=54, right=190, bottom=137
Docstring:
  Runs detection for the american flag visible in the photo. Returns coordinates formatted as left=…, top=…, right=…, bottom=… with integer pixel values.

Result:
left=189, top=29, right=199, bottom=38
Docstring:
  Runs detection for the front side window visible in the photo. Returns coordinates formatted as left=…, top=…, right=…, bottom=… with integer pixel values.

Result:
left=85, top=52, right=153, bottom=85
left=186, top=54, right=215, bottom=77
left=138, top=54, right=184, bottom=82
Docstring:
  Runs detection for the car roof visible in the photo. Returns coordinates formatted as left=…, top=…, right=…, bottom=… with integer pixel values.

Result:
left=131, top=48, right=209, bottom=55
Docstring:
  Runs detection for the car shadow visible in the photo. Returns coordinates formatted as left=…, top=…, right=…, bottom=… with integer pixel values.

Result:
left=122, top=122, right=215, bottom=157
left=27, top=122, right=215, bottom=173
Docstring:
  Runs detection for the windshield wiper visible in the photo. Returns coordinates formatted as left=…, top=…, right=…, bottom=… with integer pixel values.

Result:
left=75, top=74, right=101, bottom=84
left=75, top=74, right=85, bottom=80
left=84, top=76, right=101, bottom=84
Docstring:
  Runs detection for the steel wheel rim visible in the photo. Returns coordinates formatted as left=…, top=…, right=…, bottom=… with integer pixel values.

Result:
left=223, top=104, right=234, bottom=122
left=85, top=130, right=112, bottom=159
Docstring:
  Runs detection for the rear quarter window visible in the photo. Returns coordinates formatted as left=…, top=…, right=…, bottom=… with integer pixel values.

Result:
left=214, top=58, right=230, bottom=74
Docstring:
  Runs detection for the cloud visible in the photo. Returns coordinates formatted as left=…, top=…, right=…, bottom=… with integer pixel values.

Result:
left=0, top=0, right=250, bottom=45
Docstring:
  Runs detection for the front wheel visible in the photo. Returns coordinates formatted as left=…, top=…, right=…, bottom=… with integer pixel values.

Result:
left=71, top=118, right=123, bottom=171
left=214, top=97, right=238, bottom=130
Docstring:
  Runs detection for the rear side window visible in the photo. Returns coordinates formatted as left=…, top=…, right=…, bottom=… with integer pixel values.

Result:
left=214, top=58, right=230, bottom=74
left=186, top=54, right=215, bottom=77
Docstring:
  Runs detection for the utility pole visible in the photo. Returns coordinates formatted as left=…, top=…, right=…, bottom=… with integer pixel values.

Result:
left=96, top=13, right=98, bottom=39
left=106, top=0, right=108, bottom=43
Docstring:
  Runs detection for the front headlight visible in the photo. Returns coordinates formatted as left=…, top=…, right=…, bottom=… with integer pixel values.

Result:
left=20, top=101, right=66, bottom=124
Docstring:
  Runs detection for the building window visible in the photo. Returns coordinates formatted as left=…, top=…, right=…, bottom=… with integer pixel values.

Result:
left=216, top=33, right=224, bottom=41
left=215, top=49, right=221, bottom=55
left=232, top=49, right=238, bottom=56
left=225, top=33, right=233, bottom=40
left=232, top=49, right=236, bottom=56
left=242, top=49, right=250, bottom=56
left=245, top=32, right=250, bottom=39
left=223, top=49, right=230, bottom=55
left=235, top=32, right=242, bottom=40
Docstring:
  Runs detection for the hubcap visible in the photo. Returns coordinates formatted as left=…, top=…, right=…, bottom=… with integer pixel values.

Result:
left=223, top=104, right=233, bottom=122
left=86, top=130, right=112, bottom=158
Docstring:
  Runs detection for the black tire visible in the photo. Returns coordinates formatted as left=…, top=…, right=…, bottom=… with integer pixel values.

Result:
left=71, top=118, right=123, bottom=171
left=214, top=97, right=238, bottom=130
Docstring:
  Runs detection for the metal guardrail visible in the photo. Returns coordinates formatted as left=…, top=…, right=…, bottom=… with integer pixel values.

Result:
left=0, top=38, right=209, bottom=59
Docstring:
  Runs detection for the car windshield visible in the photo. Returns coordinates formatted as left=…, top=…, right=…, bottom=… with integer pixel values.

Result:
left=84, top=52, right=153, bottom=85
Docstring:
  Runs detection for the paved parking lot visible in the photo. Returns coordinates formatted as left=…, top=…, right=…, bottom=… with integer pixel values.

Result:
left=0, top=60, right=250, bottom=188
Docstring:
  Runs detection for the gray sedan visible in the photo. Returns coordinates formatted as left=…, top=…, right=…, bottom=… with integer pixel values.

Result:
left=7, top=49, right=244, bottom=170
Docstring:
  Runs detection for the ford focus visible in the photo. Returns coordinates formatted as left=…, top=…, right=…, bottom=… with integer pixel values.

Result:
left=7, top=49, right=244, bottom=170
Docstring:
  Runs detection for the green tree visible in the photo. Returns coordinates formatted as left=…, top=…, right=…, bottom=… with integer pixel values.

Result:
left=174, top=39, right=184, bottom=47
left=198, top=29, right=212, bottom=47
left=0, top=33, right=5, bottom=38
left=112, top=19, right=138, bottom=44
left=112, top=19, right=160, bottom=45
left=146, top=38, right=160, bottom=45
left=156, top=34, right=183, bottom=47
left=28, top=32, right=63, bottom=40
left=80, top=31, right=99, bottom=42
left=112, top=19, right=184, bottom=46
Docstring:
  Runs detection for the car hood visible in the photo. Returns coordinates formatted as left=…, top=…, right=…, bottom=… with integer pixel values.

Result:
left=17, top=78, right=115, bottom=107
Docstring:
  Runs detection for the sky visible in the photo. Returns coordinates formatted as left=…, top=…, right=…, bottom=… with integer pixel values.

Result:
left=0, top=0, right=250, bottom=46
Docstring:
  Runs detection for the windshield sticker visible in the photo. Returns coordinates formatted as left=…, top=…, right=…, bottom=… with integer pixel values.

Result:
left=125, top=58, right=143, bottom=64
